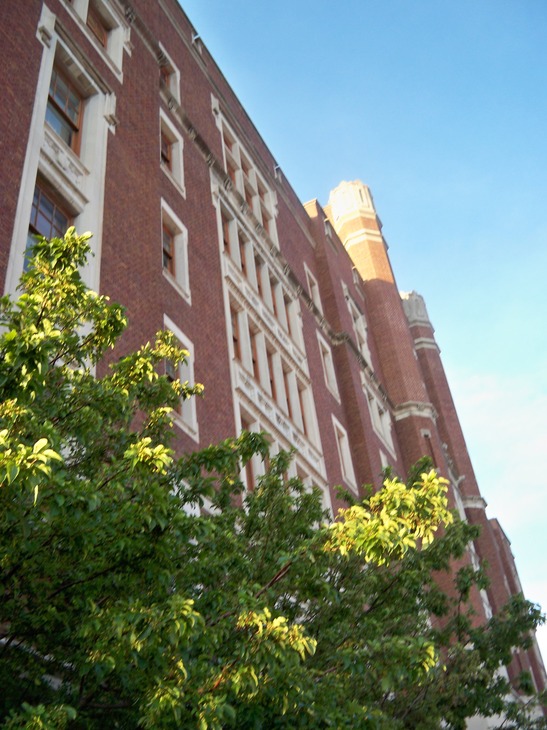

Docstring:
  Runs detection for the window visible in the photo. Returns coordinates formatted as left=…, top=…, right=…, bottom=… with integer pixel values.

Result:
left=162, top=224, right=175, bottom=275
left=87, top=1, right=109, bottom=47
left=333, top=417, right=357, bottom=491
left=305, top=264, right=323, bottom=314
left=240, top=415, right=257, bottom=491
left=282, top=368, right=294, bottom=421
left=366, top=389, right=395, bottom=454
left=79, top=0, right=129, bottom=71
left=317, top=333, right=339, bottom=399
left=230, top=304, right=242, bottom=361
left=161, top=201, right=190, bottom=302
left=160, top=130, right=172, bottom=170
left=158, top=44, right=181, bottom=103
left=266, top=347, right=278, bottom=400
left=29, top=183, right=70, bottom=240
left=345, top=287, right=371, bottom=365
left=238, top=230, right=249, bottom=276
left=160, top=111, right=185, bottom=194
left=26, top=182, right=71, bottom=268
left=164, top=315, right=198, bottom=440
left=219, top=120, right=278, bottom=246
left=249, top=326, right=261, bottom=381
left=46, top=66, right=82, bottom=152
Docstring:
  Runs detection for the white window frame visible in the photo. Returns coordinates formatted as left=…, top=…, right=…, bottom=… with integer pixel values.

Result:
left=163, top=314, right=198, bottom=441
left=317, top=333, right=340, bottom=400
left=365, top=388, right=395, bottom=455
left=218, top=117, right=279, bottom=247
left=305, top=263, right=323, bottom=314
left=160, top=109, right=185, bottom=197
left=63, top=0, right=130, bottom=75
left=345, top=285, right=371, bottom=365
left=6, top=19, right=114, bottom=296
left=332, top=416, right=357, bottom=492
left=158, top=42, right=181, bottom=104
left=161, top=200, right=190, bottom=304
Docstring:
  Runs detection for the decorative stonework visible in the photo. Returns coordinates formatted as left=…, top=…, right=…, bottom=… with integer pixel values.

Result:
left=394, top=401, right=437, bottom=422
left=400, top=291, right=433, bottom=329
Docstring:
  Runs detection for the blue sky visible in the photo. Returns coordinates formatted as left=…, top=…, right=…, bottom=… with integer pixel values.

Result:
left=179, top=1, right=547, bottom=657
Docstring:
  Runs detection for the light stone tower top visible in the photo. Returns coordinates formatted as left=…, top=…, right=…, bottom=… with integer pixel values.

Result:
left=327, top=180, right=377, bottom=224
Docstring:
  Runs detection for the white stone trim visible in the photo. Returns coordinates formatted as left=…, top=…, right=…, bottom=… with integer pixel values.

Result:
left=160, top=108, right=186, bottom=197
left=413, top=337, right=440, bottom=352
left=163, top=314, right=199, bottom=441
left=161, top=199, right=190, bottom=304
left=6, top=17, right=112, bottom=296
left=332, top=415, right=358, bottom=493
left=394, top=401, right=437, bottom=422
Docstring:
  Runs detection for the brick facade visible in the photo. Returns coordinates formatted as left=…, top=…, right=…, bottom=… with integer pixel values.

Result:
left=0, top=0, right=545, bottom=714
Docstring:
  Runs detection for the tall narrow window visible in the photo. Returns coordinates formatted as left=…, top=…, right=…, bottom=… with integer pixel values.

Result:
left=238, top=230, right=248, bottom=276
left=87, top=2, right=109, bottom=47
left=161, top=201, right=190, bottom=302
left=164, top=315, right=198, bottom=440
left=46, top=67, right=82, bottom=152
left=160, top=130, right=172, bottom=170
left=267, top=348, right=277, bottom=401
left=165, top=358, right=181, bottom=415
left=159, top=112, right=185, bottom=193
left=231, top=306, right=241, bottom=361
left=305, top=264, right=323, bottom=314
left=250, top=327, right=260, bottom=381
left=162, top=224, right=175, bottom=275
left=158, top=44, right=180, bottom=103
left=27, top=183, right=71, bottom=268
left=333, top=417, right=357, bottom=491
left=240, top=417, right=256, bottom=491
left=317, top=334, right=340, bottom=399
left=283, top=369, right=293, bottom=421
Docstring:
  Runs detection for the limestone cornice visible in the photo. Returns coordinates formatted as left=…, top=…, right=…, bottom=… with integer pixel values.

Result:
left=393, top=401, right=437, bottom=422
left=462, top=495, right=488, bottom=511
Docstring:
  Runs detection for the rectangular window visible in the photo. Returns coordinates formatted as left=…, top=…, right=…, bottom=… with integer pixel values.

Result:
left=160, top=130, right=172, bottom=170
left=29, top=183, right=70, bottom=240
left=305, top=264, right=323, bottom=314
left=158, top=43, right=181, bottom=103
left=160, top=111, right=185, bottom=194
left=283, top=369, right=294, bottom=421
left=250, top=327, right=260, bottom=381
left=238, top=230, right=248, bottom=276
left=164, top=315, right=198, bottom=440
left=254, top=255, right=264, bottom=298
left=87, top=2, right=109, bottom=47
left=221, top=210, right=232, bottom=253
left=267, top=348, right=277, bottom=401
left=162, top=224, right=175, bottom=275
left=240, top=416, right=256, bottom=491
left=346, top=287, right=371, bottom=365
left=161, top=201, right=190, bottom=302
left=46, top=67, right=82, bottom=152
left=219, top=117, right=278, bottom=246
left=27, top=182, right=71, bottom=268
left=318, top=334, right=340, bottom=399
left=333, top=416, right=357, bottom=491
left=230, top=305, right=241, bottom=361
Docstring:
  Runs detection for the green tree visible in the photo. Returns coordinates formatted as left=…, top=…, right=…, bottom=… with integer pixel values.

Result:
left=0, top=230, right=545, bottom=728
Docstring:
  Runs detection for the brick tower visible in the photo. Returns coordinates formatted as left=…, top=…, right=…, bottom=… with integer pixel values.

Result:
left=326, top=180, right=446, bottom=476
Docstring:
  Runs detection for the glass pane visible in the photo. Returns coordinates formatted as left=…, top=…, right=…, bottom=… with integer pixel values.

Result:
left=40, top=194, right=54, bottom=219
left=54, top=75, right=69, bottom=108
left=36, top=212, right=51, bottom=237
left=67, top=91, right=80, bottom=123
left=46, top=105, right=73, bottom=146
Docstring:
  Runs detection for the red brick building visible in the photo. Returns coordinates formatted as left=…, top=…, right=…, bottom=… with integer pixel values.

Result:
left=0, top=0, right=545, bottom=718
